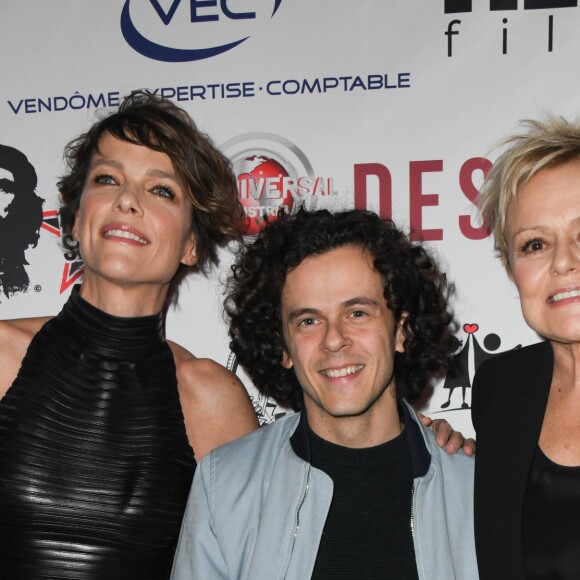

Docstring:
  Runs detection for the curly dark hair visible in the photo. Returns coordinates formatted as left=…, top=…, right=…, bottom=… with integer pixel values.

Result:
left=226, top=208, right=459, bottom=411
left=58, top=91, right=242, bottom=285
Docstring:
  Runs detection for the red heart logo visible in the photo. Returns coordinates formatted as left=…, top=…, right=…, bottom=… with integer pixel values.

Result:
left=463, top=323, right=479, bottom=334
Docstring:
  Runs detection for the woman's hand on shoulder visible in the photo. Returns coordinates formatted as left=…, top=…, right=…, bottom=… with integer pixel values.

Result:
left=169, top=341, right=259, bottom=460
left=0, top=317, right=51, bottom=399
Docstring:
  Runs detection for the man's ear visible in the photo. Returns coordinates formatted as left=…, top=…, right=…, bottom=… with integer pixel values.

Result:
left=395, top=312, right=408, bottom=353
left=281, top=350, right=293, bottom=369
left=180, top=233, right=197, bottom=267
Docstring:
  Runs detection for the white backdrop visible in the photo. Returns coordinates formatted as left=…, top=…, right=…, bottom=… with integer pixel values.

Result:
left=3, top=0, right=578, bottom=436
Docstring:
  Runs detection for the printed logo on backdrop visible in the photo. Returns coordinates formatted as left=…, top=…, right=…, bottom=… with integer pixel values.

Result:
left=220, top=133, right=338, bottom=236
left=121, top=0, right=284, bottom=62
left=444, top=0, right=577, bottom=56
left=226, top=353, right=288, bottom=425
left=0, top=145, right=44, bottom=299
left=38, top=210, right=84, bottom=294
left=436, top=323, right=521, bottom=412
left=0, top=144, right=83, bottom=299
left=6, top=75, right=411, bottom=118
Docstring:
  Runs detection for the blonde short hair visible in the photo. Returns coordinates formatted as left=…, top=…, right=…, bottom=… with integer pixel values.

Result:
left=479, top=115, right=580, bottom=273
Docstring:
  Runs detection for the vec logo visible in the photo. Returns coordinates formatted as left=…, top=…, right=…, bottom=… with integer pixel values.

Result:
left=121, top=0, right=284, bottom=62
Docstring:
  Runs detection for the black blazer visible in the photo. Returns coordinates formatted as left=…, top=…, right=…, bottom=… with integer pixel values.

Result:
left=471, top=340, right=553, bottom=580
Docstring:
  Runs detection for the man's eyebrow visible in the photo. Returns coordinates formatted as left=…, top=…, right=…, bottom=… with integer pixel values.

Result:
left=286, top=298, right=382, bottom=322
left=342, top=297, right=382, bottom=309
left=286, top=307, right=321, bottom=323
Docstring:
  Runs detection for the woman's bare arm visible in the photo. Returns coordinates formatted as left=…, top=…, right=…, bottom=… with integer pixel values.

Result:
left=0, top=317, right=51, bottom=400
left=170, top=341, right=259, bottom=460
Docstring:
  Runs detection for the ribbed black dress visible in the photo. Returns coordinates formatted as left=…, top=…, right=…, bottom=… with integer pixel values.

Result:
left=0, top=288, right=195, bottom=579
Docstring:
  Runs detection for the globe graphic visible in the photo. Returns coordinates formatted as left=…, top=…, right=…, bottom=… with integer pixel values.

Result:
left=234, top=154, right=295, bottom=236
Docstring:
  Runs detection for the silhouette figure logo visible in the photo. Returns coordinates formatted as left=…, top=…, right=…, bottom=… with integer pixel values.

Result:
left=440, top=322, right=520, bottom=410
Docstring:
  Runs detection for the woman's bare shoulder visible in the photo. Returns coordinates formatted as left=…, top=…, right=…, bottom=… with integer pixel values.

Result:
left=0, top=316, right=53, bottom=399
left=1, top=316, right=53, bottom=335
left=168, top=340, right=248, bottom=408
left=167, top=340, right=258, bottom=459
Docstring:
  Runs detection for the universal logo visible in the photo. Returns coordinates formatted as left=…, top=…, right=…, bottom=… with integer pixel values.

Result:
left=121, top=0, right=283, bottom=62
left=220, top=133, right=337, bottom=236
left=444, top=0, right=577, bottom=56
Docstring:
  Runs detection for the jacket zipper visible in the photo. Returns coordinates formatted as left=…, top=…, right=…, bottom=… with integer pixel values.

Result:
left=290, top=465, right=311, bottom=554
left=410, top=484, right=415, bottom=540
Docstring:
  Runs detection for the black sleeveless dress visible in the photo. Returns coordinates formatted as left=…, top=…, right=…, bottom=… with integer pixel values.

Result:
left=0, top=288, right=196, bottom=579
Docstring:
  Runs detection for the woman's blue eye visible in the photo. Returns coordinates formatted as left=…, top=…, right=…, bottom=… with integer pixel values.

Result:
left=95, top=174, right=116, bottom=185
left=152, top=185, right=176, bottom=199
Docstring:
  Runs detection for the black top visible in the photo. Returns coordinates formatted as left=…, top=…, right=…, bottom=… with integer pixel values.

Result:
left=0, top=288, right=195, bottom=579
left=309, top=427, right=418, bottom=580
left=522, top=445, right=580, bottom=578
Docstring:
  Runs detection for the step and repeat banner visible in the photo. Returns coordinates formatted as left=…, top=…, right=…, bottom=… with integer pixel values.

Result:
left=2, top=1, right=579, bottom=436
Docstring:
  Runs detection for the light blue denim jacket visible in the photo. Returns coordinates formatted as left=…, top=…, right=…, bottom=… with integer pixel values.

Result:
left=171, top=401, right=478, bottom=580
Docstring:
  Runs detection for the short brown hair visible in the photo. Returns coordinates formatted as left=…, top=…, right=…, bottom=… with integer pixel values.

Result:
left=58, top=91, right=243, bottom=277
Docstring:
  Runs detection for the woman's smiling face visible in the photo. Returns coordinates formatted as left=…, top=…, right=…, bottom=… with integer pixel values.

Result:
left=506, top=161, right=580, bottom=344
left=73, top=132, right=197, bottom=290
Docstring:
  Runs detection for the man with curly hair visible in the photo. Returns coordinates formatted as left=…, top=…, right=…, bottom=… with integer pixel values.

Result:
left=172, top=208, right=477, bottom=579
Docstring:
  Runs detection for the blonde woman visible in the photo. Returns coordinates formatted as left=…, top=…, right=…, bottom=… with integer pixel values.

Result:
left=474, top=116, right=580, bottom=579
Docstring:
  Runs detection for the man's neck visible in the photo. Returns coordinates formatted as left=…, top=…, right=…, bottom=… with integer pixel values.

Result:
left=305, top=397, right=402, bottom=449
